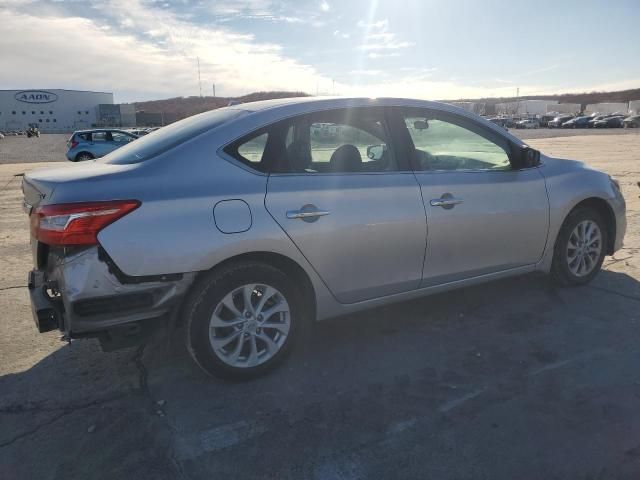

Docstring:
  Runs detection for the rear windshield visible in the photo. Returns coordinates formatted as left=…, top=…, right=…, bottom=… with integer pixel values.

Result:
left=99, top=108, right=245, bottom=165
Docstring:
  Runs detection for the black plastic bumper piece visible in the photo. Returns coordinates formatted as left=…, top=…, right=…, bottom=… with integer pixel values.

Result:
left=28, top=270, right=60, bottom=333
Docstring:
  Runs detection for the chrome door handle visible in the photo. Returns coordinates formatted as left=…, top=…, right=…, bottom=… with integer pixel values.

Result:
left=286, top=210, right=331, bottom=219
left=286, top=204, right=330, bottom=222
left=430, top=198, right=463, bottom=207
left=430, top=196, right=463, bottom=209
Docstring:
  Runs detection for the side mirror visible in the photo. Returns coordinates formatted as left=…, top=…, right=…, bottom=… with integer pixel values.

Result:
left=366, top=144, right=386, bottom=161
left=520, top=146, right=540, bottom=168
left=414, top=120, right=429, bottom=130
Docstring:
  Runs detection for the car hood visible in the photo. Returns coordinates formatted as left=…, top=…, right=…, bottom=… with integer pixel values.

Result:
left=542, top=155, right=586, bottom=170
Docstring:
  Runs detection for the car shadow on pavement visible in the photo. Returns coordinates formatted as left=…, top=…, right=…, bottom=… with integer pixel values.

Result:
left=2, top=269, right=640, bottom=479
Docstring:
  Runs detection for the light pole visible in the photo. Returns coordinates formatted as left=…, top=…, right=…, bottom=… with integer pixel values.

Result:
left=197, top=57, right=202, bottom=97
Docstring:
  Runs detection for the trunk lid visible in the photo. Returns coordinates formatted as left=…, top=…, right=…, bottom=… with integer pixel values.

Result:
left=22, top=162, right=137, bottom=209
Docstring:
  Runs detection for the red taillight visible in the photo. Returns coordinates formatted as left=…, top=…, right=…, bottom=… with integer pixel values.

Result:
left=31, top=200, right=140, bottom=246
left=70, top=140, right=78, bottom=149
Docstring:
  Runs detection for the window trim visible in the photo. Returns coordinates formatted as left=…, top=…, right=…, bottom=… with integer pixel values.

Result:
left=389, top=107, right=522, bottom=173
left=222, top=106, right=411, bottom=176
left=222, top=126, right=273, bottom=173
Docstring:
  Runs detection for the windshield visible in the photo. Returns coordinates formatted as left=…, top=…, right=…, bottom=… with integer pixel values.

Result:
left=100, top=107, right=245, bottom=164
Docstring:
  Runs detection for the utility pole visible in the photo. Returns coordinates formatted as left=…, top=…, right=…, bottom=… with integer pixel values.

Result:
left=212, top=83, right=216, bottom=97
left=197, top=57, right=202, bottom=97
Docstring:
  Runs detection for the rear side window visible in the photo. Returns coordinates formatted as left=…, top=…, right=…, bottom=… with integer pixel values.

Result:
left=224, top=131, right=271, bottom=172
left=236, top=133, right=268, bottom=164
left=76, top=132, right=91, bottom=142
left=224, top=107, right=398, bottom=174
left=112, top=132, right=135, bottom=143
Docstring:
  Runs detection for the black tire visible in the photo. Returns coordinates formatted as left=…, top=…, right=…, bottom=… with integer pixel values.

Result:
left=75, top=152, right=94, bottom=162
left=551, top=208, right=608, bottom=286
left=184, top=261, right=305, bottom=380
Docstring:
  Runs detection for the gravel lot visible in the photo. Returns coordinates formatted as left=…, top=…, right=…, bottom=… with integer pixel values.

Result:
left=1, top=130, right=639, bottom=479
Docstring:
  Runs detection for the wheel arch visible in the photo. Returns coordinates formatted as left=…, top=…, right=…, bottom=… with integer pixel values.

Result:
left=74, top=151, right=94, bottom=161
left=175, top=251, right=317, bottom=327
left=566, top=197, right=616, bottom=255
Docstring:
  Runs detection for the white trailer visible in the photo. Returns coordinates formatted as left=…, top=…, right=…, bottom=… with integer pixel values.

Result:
left=585, top=102, right=628, bottom=115
left=496, top=100, right=557, bottom=116
left=547, top=103, right=581, bottom=114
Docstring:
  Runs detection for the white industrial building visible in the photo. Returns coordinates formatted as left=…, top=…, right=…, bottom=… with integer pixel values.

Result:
left=547, top=103, right=581, bottom=114
left=585, top=102, right=628, bottom=115
left=0, top=89, right=114, bottom=133
left=628, top=100, right=640, bottom=115
left=449, top=101, right=486, bottom=115
left=495, top=99, right=558, bottom=116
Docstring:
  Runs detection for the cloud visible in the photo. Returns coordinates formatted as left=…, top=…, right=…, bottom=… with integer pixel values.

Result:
left=357, top=19, right=389, bottom=30
left=333, top=30, right=350, bottom=39
left=207, top=0, right=275, bottom=17
left=356, top=18, right=413, bottom=52
left=349, top=69, right=383, bottom=76
left=367, top=52, right=401, bottom=59
left=320, top=0, right=330, bottom=12
left=2, top=1, right=636, bottom=103
left=0, top=1, right=332, bottom=101
left=360, top=40, right=413, bottom=51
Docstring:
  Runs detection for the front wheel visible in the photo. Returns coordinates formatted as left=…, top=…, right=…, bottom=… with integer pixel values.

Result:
left=551, top=208, right=608, bottom=285
left=184, top=262, right=304, bottom=380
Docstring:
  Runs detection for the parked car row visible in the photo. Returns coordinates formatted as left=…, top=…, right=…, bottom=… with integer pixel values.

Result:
left=0, top=130, right=27, bottom=136
left=488, top=112, right=639, bottom=130
left=124, top=126, right=161, bottom=136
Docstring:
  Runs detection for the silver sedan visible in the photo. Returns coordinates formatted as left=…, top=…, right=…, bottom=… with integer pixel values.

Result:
left=23, top=97, right=626, bottom=379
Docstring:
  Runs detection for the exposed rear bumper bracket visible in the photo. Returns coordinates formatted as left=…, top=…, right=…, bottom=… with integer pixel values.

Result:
left=28, top=270, right=63, bottom=333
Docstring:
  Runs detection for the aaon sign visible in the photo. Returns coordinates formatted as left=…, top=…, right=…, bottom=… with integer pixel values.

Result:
left=14, top=90, right=58, bottom=104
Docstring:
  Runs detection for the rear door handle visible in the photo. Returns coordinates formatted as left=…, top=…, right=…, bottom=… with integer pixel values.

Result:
left=286, top=204, right=330, bottom=222
left=430, top=194, right=463, bottom=209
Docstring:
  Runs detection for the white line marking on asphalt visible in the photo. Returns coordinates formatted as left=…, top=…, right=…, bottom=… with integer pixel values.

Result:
left=175, top=419, right=268, bottom=460
left=528, top=349, right=610, bottom=377
left=387, top=417, right=418, bottom=435
left=438, top=388, right=486, bottom=413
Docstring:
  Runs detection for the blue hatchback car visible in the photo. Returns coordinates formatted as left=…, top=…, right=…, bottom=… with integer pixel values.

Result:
left=66, top=129, right=138, bottom=161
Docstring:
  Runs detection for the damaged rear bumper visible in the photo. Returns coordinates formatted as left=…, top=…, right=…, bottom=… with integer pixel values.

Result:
left=28, top=247, right=195, bottom=346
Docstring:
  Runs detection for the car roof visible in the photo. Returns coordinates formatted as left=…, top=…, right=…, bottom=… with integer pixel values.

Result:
left=73, top=129, right=134, bottom=134
left=232, top=96, right=469, bottom=113
left=225, top=96, right=526, bottom=144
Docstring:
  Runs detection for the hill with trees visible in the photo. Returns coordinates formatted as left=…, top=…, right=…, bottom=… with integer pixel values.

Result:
left=131, top=88, right=639, bottom=122
left=133, top=91, right=309, bottom=122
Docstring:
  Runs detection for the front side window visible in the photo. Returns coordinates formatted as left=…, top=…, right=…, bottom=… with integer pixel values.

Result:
left=403, top=112, right=512, bottom=172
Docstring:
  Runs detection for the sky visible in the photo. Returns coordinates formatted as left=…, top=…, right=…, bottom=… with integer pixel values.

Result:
left=0, top=0, right=638, bottom=103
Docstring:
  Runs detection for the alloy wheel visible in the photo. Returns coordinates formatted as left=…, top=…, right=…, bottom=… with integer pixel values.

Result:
left=566, top=220, right=602, bottom=277
left=208, top=284, right=291, bottom=368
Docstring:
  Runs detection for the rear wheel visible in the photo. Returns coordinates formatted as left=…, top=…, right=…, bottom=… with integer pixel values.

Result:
left=184, top=262, right=304, bottom=380
left=551, top=208, right=607, bottom=285
left=75, top=152, right=94, bottom=162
